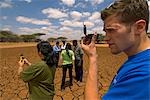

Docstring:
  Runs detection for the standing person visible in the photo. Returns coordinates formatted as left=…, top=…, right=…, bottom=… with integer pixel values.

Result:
left=72, top=40, right=83, bottom=84
left=18, top=41, right=56, bottom=100
left=81, top=0, right=150, bottom=100
left=60, top=43, right=75, bottom=90
left=61, top=40, right=66, bottom=50
left=53, top=41, right=61, bottom=67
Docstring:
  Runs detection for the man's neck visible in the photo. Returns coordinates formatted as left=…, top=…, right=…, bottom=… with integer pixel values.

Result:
left=125, top=36, right=150, bottom=56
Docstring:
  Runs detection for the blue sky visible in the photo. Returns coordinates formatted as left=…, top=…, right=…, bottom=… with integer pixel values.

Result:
left=1, top=0, right=149, bottom=40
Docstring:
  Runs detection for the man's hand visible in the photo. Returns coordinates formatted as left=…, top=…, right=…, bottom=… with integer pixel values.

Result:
left=81, top=33, right=97, bottom=57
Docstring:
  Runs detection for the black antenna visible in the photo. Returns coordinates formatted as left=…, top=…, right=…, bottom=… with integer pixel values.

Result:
left=83, top=24, right=87, bottom=36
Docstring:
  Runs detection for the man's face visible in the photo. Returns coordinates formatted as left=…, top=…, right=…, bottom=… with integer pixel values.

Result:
left=103, top=15, right=136, bottom=55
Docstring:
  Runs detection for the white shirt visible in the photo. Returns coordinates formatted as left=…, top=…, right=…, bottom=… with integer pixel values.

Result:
left=61, top=43, right=66, bottom=50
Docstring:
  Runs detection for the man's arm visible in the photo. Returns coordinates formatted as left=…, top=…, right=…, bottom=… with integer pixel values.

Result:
left=53, top=45, right=61, bottom=52
left=85, top=54, right=98, bottom=100
left=81, top=34, right=99, bottom=100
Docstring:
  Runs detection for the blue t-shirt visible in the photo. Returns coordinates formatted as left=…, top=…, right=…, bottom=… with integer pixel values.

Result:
left=102, top=49, right=150, bottom=100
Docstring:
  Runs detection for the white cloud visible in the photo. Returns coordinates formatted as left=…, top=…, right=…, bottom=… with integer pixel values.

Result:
left=60, top=19, right=95, bottom=28
left=72, top=21, right=83, bottom=27
left=0, top=25, right=12, bottom=31
left=60, top=0, right=75, bottom=7
left=41, top=26, right=61, bottom=33
left=91, top=0, right=104, bottom=5
left=60, top=20, right=72, bottom=26
left=18, top=27, right=50, bottom=35
left=16, top=16, right=51, bottom=25
left=83, top=12, right=91, bottom=17
left=89, top=12, right=100, bottom=20
left=84, top=21, right=94, bottom=28
left=59, top=18, right=65, bottom=21
left=60, top=20, right=83, bottom=28
left=17, top=24, right=105, bottom=40
left=24, top=0, right=32, bottom=3
left=94, top=19, right=103, bottom=26
left=70, top=11, right=82, bottom=20
left=92, top=26, right=104, bottom=33
left=59, top=26, right=73, bottom=32
left=41, top=27, right=48, bottom=30
left=18, top=26, right=76, bottom=40
left=75, top=0, right=104, bottom=6
left=74, top=2, right=86, bottom=9
left=57, top=30, right=83, bottom=40
left=0, top=0, right=12, bottom=8
left=60, top=29, right=84, bottom=40
left=19, top=0, right=32, bottom=3
left=42, top=8, right=68, bottom=19
left=1, top=28, right=10, bottom=31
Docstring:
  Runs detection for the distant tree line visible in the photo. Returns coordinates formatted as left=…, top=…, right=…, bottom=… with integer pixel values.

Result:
left=1, top=30, right=128, bottom=43
left=0, top=30, right=68, bottom=42
left=0, top=30, right=44, bottom=42
left=47, top=37, right=67, bottom=42
left=0, top=31, right=21, bottom=42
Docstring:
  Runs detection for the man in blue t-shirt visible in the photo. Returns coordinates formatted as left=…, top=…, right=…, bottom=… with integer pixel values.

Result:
left=81, top=0, right=150, bottom=100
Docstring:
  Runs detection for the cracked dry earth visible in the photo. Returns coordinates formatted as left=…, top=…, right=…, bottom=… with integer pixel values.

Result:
left=0, top=45, right=126, bottom=100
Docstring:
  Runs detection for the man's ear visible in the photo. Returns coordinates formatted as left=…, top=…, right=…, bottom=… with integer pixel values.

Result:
left=134, top=20, right=146, bottom=35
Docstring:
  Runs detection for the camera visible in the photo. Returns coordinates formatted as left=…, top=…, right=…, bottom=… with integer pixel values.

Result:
left=83, top=24, right=99, bottom=45
left=20, top=54, right=25, bottom=59
left=83, top=34, right=99, bottom=45
left=20, top=54, right=25, bottom=62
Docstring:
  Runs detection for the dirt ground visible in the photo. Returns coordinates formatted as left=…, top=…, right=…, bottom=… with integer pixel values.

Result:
left=0, top=43, right=126, bottom=100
